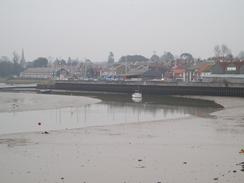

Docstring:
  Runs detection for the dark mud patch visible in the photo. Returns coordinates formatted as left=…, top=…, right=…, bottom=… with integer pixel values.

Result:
left=0, top=138, right=31, bottom=147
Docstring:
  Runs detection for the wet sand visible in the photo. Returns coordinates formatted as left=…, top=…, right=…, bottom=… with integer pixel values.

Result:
left=0, top=96, right=244, bottom=183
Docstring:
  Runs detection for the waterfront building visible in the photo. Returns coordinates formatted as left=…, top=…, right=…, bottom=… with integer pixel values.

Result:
left=20, top=67, right=56, bottom=79
left=211, top=61, right=244, bottom=74
left=20, top=67, right=71, bottom=80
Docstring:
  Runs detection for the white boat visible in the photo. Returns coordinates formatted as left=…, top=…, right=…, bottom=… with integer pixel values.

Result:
left=132, top=92, right=142, bottom=98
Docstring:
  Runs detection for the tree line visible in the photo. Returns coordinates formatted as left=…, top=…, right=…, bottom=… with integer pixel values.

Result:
left=1, top=45, right=244, bottom=78
left=0, top=61, right=23, bottom=77
left=107, top=45, right=244, bottom=65
left=0, top=52, right=23, bottom=77
left=0, top=53, right=49, bottom=77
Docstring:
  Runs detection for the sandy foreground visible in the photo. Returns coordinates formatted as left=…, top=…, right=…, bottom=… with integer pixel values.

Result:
left=0, top=96, right=244, bottom=183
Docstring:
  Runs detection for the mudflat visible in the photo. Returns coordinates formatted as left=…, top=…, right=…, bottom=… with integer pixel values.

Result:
left=0, top=92, right=100, bottom=112
left=0, top=96, right=244, bottom=183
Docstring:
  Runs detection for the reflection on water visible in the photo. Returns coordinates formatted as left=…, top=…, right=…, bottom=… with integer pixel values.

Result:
left=132, top=97, right=142, bottom=103
left=0, top=92, right=221, bottom=135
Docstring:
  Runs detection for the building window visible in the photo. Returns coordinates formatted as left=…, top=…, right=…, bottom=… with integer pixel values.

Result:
left=226, top=67, right=236, bottom=71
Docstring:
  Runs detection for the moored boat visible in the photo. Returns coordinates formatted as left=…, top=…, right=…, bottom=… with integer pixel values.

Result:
left=132, top=91, right=142, bottom=98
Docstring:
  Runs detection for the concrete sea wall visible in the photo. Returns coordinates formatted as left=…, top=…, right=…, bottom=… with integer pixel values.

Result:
left=37, top=80, right=244, bottom=97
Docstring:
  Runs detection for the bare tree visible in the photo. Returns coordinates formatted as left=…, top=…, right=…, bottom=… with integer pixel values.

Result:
left=214, top=45, right=221, bottom=57
left=12, top=51, right=20, bottom=64
left=221, top=44, right=232, bottom=57
left=214, top=44, right=232, bottom=58
left=150, top=53, right=160, bottom=63
left=238, top=51, right=244, bottom=60
left=161, top=52, right=174, bottom=63
left=108, top=52, right=115, bottom=65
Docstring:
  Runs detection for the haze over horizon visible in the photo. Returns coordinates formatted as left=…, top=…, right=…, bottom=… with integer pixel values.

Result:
left=0, top=0, right=244, bottom=62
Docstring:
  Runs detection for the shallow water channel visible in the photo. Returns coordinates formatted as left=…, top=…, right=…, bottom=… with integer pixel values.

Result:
left=0, top=92, right=221, bottom=135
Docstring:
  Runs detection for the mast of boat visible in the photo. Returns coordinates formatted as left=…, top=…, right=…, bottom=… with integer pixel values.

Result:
left=125, top=56, right=128, bottom=75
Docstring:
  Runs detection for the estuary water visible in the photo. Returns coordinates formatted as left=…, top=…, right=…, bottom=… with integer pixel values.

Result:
left=0, top=92, right=220, bottom=135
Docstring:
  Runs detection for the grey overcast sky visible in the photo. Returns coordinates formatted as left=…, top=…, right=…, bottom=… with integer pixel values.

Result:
left=0, top=0, right=244, bottom=61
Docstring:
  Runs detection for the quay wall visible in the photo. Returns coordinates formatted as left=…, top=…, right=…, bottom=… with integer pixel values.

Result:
left=39, top=80, right=244, bottom=97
